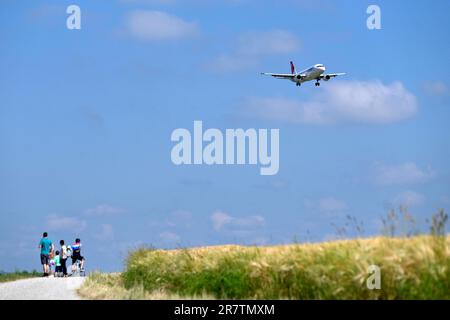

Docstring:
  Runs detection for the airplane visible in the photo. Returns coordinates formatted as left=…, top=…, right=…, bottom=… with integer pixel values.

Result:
left=261, top=61, right=346, bottom=87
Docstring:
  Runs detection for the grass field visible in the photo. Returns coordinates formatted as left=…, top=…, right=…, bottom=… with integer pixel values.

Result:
left=79, top=235, right=450, bottom=300
left=0, top=270, right=41, bottom=283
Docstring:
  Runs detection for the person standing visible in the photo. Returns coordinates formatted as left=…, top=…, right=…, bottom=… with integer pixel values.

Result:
left=38, top=232, right=53, bottom=277
left=59, top=240, right=68, bottom=277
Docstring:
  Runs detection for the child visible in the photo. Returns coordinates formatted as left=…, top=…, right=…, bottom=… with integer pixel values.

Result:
left=54, top=250, right=62, bottom=277
left=48, top=258, right=55, bottom=277
left=48, top=246, right=55, bottom=276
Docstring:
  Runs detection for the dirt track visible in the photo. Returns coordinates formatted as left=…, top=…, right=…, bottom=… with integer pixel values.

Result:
left=0, top=276, right=85, bottom=300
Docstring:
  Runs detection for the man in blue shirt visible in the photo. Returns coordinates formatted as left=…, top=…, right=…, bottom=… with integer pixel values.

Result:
left=38, top=232, right=53, bottom=277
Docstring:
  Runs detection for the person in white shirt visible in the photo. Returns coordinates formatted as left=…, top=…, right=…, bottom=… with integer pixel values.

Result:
left=59, top=239, right=68, bottom=277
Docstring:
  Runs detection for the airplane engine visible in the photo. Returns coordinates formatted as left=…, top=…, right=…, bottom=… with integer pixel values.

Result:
left=323, top=75, right=331, bottom=81
left=295, top=75, right=305, bottom=83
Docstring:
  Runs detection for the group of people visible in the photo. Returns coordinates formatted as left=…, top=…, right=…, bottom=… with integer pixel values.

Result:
left=38, top=232, right=85, bottom=277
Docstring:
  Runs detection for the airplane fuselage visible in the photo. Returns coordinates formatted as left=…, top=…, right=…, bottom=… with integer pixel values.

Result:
left=292, top=64, right=325, bottom=84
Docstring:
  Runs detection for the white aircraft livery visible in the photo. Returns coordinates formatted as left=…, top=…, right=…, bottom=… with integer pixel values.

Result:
left=262, top=61, right=346, bottom=87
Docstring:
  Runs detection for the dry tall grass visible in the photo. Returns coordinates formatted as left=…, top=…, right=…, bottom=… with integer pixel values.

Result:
left=79, top=235, right=450, bottom=300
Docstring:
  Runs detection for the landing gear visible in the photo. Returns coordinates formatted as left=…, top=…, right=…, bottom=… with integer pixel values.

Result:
left=315, top=81, right=320, bottom=87
left=296, top=82, right=301, bottom=86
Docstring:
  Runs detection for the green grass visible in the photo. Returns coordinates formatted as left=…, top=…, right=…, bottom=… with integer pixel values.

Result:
left=0, top=270, right=41, bottom=283
left=118, top=236, right=449, bottom=300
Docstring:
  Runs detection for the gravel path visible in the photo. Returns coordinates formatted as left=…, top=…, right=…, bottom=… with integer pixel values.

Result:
left=0, top=276, right=85, bottom=300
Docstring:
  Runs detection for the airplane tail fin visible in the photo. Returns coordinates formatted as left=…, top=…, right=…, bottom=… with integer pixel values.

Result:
left=290, top=61, right=296, bottom=74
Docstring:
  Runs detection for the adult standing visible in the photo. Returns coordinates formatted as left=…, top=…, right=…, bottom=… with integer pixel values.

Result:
left=59, top=240, right=68, bottom=277
left=38, top=232, right=53, bottom=277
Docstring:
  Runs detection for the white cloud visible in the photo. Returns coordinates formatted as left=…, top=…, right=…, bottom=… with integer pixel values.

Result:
left=211, top=211, right=233, bottom=231
left=211, top=210, right=265, bottom=232
left=236, top=30, right=300, bottom=56
left=165, top=210, right=192, bottom=228
left=124, top=10, right=198, bottom=41
left=208, top=30, right=300, bottom=72
left=46, top=214, right=87, bottom=233
left=304, top=197, right=347, bottom=215
left=242, top=80, right=418, bottom=124
left=391, top=191, right=425, bottom=208
left=84, top=204, right=126, bottom=216
left=94, top=224, right=114, bottom=241
left=374, top=162, right=434, bottom=186
left=318, top=197, right=347, bottom=213
left=148, top=210, right=193, bottom=229
left=159, top=231, right=181, bottom=243
left=422, top=81, right=449, bottom=96
left=209, top=54, right=258, bottom=72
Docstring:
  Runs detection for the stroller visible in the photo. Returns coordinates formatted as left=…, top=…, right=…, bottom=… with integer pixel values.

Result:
left=71, top=259, right=86, bottom=277
left=66, top=245, right=86, bottom=277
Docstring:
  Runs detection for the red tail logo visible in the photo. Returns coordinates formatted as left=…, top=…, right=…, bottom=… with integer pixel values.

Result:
left=290, top=61, right=295, bottom=74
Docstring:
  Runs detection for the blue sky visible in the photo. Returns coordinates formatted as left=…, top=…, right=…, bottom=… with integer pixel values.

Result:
left=0, top=0, right=449, bottom=272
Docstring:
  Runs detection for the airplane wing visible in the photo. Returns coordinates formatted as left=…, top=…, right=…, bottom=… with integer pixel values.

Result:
left=319, top=73, right=346, bottom=79
left=261, top=72, right=295, bottom=80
